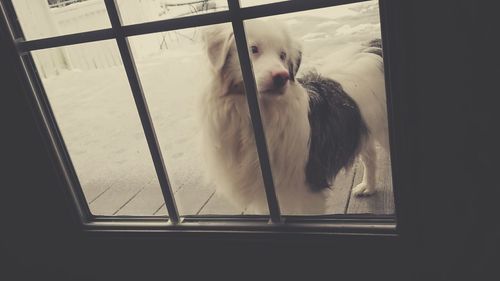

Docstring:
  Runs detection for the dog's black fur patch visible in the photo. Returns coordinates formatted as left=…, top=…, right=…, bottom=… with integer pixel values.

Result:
left=367, top=38, right=382, bottom=49
left=298, top=72, right=368, bottom=191
left=364, top=39, right=384, bottom=59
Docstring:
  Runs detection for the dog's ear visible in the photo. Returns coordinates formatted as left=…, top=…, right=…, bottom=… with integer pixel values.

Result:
left=288, top=41, right=302, bottom=81
left=202, top=24, right=234, bottom=72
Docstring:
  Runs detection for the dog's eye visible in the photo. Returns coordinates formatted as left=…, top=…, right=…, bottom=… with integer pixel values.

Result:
left=280, top=51, right=287, bottom=60
left=251, top=45, right=259, bottom=54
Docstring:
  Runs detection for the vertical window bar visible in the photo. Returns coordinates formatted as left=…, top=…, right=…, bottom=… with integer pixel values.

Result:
left=24, top=54, right=94, bottom=221
left=103, top=0, right=179, bottom=223
left=1, top=0, right=24, bottom=40
left=0, top=1, right=93, bottom=222
left=227, top=0, right=282, bottom=223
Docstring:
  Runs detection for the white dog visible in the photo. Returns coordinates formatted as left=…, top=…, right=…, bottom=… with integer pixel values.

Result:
left=198, top=20, right=388, bottom=215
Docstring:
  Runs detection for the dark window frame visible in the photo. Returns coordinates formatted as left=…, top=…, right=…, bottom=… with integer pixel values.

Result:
left=0, top=0, right=407, bottom=237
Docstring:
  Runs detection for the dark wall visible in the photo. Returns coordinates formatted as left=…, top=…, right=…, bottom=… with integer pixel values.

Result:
left=388, top=1, right=499, bottom=280
left=1, top=1, right=498, bottom=280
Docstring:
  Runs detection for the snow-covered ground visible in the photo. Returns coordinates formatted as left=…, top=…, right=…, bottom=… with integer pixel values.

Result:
left=39, top=0, right=387, bottom=215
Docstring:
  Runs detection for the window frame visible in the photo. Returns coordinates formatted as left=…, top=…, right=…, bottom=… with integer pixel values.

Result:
left=0, top=0, right=407, bottom=238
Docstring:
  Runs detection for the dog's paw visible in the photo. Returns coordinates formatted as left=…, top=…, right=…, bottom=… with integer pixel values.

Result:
left=352, top=183, right=376, bottom=197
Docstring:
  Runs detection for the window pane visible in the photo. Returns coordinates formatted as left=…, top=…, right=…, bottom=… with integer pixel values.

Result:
left=243, top=0, right=395, bottom=215
left=12, top=0, right=111, bottom=40
left=116, top=0, right=228, bottom=26
left=129, top=24, right=268, bottom=216
left=32, top=40, right=167, bottom=216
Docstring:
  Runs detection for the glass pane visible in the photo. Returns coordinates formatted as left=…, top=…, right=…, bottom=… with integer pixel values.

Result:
left=243, top=0, right=395, bottom=215
left=12, top=0, right=111, bottom=40
left=32, top=40, right=167, bottom=216
left=116, top=0, right=228, bottom=26
left=129, top=23, right=269, bottom=216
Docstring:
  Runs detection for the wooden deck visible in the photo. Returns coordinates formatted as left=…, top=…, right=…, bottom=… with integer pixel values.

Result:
left=82, top=145, right=394, bottom=217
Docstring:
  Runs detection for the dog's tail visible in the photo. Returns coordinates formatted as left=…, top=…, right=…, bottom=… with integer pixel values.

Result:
left=363, top=38, right=383, bottom=58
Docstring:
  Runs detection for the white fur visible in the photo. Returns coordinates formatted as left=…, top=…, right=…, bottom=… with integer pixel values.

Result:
left=199, top=20, right=388, bottom=214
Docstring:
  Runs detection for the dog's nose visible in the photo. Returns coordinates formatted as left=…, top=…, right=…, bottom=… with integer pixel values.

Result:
left=272, top=70, right=290, bottom=88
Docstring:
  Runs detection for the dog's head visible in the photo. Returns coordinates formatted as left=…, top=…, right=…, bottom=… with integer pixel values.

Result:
left=203, top=20, right=302, bottom=96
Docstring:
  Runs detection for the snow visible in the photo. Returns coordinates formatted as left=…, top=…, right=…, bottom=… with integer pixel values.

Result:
left=301, top=32, right=329, bottom=41
left=335, top=23, right=381, bottom=36
left=317, top=20, right=339, bottom=28
left=35, top=0, right=382, bottom=214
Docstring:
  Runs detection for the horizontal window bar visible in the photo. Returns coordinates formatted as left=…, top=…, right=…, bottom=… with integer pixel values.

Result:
left=15, top=10, right=229, bottom=53
left=16, top=0, right=366, bottom=52
left=239, top=0, right=369, bottom=20
left=86, top=217, right=396, bottom=236
left=121, top=10, right=230, bottom=37
left=122, top=0, right=368, bottom=36
left=16, top=28, right=116, bottom=53
left=92, top=214, right=395, bottom=223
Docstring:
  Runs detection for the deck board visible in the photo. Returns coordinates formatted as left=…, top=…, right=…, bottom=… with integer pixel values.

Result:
left=198, top=190, right=245, bottom=215
left=325, top=164, right=357, bottom=214
left=153, top=204, right=168, bottom=216
left=346, top=147, right=394, bottom=215
left=115, top=177, right=164, bottom=216
left=174, top=174, right=215, bottom=215
left=88, top=164, right=156, bottom=215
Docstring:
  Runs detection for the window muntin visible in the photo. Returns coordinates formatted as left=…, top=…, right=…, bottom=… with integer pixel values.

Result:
left=1, top=0, right=397, bottom=234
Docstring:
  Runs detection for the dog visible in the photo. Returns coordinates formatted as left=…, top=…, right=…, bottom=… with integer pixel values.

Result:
left=198, top=20, right=388, bottom=215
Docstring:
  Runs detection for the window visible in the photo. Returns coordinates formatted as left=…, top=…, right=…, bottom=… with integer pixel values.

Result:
left=1, top=0, right=398, bottom=235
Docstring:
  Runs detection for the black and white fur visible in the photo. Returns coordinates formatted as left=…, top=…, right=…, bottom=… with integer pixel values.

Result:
left=199, top=20, right=388, bottom=215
